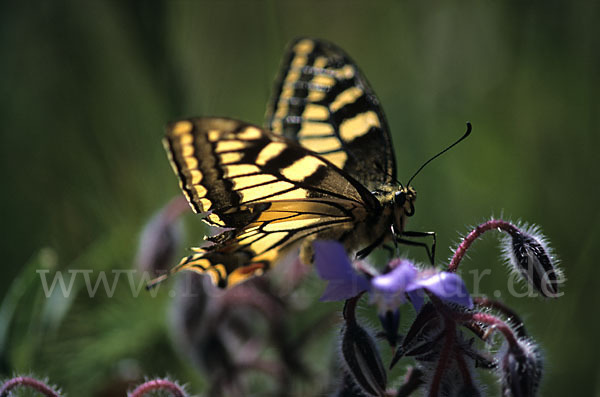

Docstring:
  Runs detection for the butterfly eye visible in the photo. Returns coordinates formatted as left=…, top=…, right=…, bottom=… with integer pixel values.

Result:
left=394, top=191, right=406, bottom=207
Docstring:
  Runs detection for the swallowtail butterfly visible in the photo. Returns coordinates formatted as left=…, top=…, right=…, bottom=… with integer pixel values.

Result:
left=157, top=38, right=449, bottom=288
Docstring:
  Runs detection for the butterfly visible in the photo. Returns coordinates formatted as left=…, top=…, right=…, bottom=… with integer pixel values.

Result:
left=155, top=38, right=440, bottom=289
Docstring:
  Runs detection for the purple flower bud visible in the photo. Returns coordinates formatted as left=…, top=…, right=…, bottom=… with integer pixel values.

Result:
left=498, top=338, right=543, bottom=397
left=340, top=320, right=387, bottom=396
left=135, top=196, right=188, bottom=275
left=501, top=224, right=562, bottom=298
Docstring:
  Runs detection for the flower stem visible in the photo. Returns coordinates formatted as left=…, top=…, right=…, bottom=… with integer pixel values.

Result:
left=470, top=312, right=519, bottom=347
left=448, top=219, right=519, bottom=272
left=429, top=320, right=455, bottom=397
left=129, top=379, right=186, bottom=397
left=454, top=348, right=474, bottom=390
left=0, top=376, right=60, bottom=397
left=473, top=297, right=528, bottom=338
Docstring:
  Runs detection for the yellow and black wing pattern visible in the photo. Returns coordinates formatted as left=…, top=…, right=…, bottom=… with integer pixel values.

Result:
left=163, top=117, right=381, bottom=287
left=265, top=38, right=396, bottom=191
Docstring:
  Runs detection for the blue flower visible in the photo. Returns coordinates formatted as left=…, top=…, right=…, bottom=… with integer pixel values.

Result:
left=313, top=241, right=473, bottom=311
left=312, top=240, right=370, bottom=301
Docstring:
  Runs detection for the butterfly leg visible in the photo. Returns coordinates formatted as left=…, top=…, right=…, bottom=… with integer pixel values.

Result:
left=390, top=225, right=400, bottom=256
left=355, top=234, right=385, bottom=260
left=396, top=231, right=437, bottom=265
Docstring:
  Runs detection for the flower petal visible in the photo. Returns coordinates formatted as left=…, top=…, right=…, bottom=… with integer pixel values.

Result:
left=406, top=289, right=425, bottom=312
left=371, top=260, right=417, bottom=294
left=314, top=240, right=369, bottom=301
left=313, top=241, right=352, bottom=279
left=409, top=272, right=473, bottom=308
left=370, top=260, right=418, bottom=311
left=320, top=280, right=368, bottom=301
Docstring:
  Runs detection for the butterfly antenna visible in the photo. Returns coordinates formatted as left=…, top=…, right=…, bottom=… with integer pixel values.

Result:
left=406, top=122, right=472, bottom=186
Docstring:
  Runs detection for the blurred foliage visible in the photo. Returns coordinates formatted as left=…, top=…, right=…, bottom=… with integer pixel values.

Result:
left=0, top=0, right=598, bottom=395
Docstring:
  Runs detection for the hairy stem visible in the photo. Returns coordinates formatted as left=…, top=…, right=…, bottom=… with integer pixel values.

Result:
left=449, top=219, right=519, bottom=272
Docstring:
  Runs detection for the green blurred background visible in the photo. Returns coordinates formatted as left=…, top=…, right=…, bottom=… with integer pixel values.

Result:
left=1, top=0, right=598, bottom=395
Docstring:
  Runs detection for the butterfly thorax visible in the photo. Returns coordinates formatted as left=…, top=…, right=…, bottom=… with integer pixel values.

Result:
left=374, top=184, right=417, bottom=238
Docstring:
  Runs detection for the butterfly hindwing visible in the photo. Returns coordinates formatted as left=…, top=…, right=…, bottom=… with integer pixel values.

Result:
left=265, top=38, right=396, bottom=191
left=163, top=117, right=381, bottom=287
left=171, top=198, right=367, bottom=287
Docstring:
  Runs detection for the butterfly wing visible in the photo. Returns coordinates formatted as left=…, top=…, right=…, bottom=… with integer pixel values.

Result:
left=265, top=38, right=396, bottom=191
left=163, top=117, right=380, bottom=287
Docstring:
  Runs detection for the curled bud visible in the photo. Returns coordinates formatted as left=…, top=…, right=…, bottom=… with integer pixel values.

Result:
left=498, top=338, right=543, bottom=397
left=501, top=223, right=562, bottom=298
left=340, top=297, right=387, bottom=396
left=341, top=320, right=387, bottom=397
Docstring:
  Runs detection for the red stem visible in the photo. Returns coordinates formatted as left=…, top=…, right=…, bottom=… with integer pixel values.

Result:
left=473, top=297, right=527, bottom=338
left=470, top=312, right=519, bottom=346
left=0, top=376, right=60, bottom=397
left=448, top=219, right=518, bottom=272
left=454, top=349, right=474, bottom=389
left=129, top=379, right=186, bottom=397
left=429, top=321, right=455, bottom=397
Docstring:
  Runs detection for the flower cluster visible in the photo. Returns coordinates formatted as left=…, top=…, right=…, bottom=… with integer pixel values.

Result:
left=4, top=215, right=562, bottom=396
left=311, top=218, right=561, bottom=396
left=134, top=203, right=562, bottom=396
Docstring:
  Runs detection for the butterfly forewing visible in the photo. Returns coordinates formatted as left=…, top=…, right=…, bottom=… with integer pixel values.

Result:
left=163, top=117, right=380, bottom=287
left=265, top=38, right=396, bottom=191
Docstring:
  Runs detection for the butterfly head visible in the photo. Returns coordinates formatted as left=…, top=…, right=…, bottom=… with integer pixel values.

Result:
left=392, top=185, right=417, bottom=233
